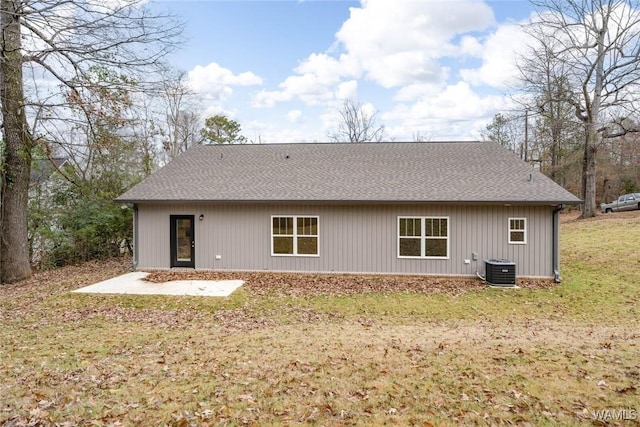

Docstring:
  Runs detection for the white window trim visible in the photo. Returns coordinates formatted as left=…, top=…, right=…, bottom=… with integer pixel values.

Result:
left=271, top=215, right=320, bottom=257
left=508, top=217, right=527, bottom=245
left=397, top=216, right=450, bottom=259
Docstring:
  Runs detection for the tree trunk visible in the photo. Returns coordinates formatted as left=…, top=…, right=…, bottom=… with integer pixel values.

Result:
left=582, top=137, right=598, bottom=218
left=1, top=0, right=33, bottom=283
left=580, top=15, right=608, bottom=219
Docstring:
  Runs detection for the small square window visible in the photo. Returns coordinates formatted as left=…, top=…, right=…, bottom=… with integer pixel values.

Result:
left=509, top=218, right=526, bottom=244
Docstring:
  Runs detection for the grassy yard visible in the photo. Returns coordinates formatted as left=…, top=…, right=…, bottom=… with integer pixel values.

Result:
left=1, top=212, right=639, bottom=426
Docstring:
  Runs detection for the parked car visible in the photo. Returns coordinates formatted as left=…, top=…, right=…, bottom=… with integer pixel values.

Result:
left=601, top=193, right=640, bottom=213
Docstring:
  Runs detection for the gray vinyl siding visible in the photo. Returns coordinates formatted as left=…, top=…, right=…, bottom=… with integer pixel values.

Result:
left=135, top=203, right=554, bottom=278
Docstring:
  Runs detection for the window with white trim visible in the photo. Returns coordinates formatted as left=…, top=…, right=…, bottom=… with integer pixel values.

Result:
left=398, top=217, right=449, bottom=258
left=272, top=216, right=319, bottom=256
left=508, top=218, right=526, bottom=244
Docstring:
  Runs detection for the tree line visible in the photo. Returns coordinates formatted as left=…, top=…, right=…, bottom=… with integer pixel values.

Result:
left=0, top=0, right=255, bottom=283
left=484, top=0, right=640, bottom=217
left=2, top=0, right=640, bottom=283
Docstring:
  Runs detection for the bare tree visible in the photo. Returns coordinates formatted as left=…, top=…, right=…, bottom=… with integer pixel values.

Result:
left=0, top=0, right=182, bottom=283
left=482, top=113, right=525, bottom=156
left=522, top=0, right=640, bottom=217
left=158, top=71, right=202, bottom=160
left=328, top=99, right=386, bottom=143
left=517, top=33, right=583, bottom=184
left=600, top=128, right=640, bottom=201
left=412, top=131, right=431, bottom=142
left=129, top=95, right=163, bottom=177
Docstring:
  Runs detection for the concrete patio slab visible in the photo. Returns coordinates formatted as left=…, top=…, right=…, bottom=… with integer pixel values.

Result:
left=72, top=272, right=244, bottom=297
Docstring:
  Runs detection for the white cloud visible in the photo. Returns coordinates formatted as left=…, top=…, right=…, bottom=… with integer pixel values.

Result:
left=233, top=1, right=542, bottom=142
left=335, top=0, right=495, bottom=87
left=287, top=110, right=303, bottom=123
left=295, top=53, right=360, bottom=84
left=359, top=102, right=378, bottom=117
left=383, top=81, right=510, bottom=140
left=319, top=108, right=342, bottom=136
left=459, top=22, right=530, bottom=89
left=252, top=0, right=494, bottom=108
left=255, top=125, right=324, bottom=144
left=253, top=53, right=359, bottom=108
left=335, top=80, right=358, bottom=100
left=202, top=105, right=238, bottom=120
left=188, top=62, right=262, bottom=102
left=393, top=82, right=447, bottom=103
left=240, top=117, right=329, bottom=144
left=253, top=89, right=292, bottom=109
left=459, top=35, right=485, bottom=57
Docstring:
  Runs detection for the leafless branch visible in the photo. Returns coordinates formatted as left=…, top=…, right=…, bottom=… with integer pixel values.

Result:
left=328, top=99, right=386, bottom=143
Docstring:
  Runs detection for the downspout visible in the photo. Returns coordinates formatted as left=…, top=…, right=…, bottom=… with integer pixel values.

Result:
left=552, top=205, right=563, bottom=283
left=133, top=204, right=139, bottom=270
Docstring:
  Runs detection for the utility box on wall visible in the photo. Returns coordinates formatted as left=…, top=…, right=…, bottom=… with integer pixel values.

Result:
left=485, top=259, right=516, bottom=286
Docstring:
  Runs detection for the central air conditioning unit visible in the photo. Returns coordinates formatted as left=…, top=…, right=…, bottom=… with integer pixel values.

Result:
left=485, top=259, right=516, bottom=286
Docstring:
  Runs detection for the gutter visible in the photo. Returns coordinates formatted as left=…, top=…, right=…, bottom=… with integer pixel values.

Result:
left=133, top=204, right=139, bottom=270
left=115, top=199, right=582, bottom=206
left=552, top=205, right=564, bottom=283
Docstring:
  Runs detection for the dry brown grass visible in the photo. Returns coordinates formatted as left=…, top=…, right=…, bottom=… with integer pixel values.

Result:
left=2, top=315, right=638, bottom=426
left=1, top=212, right=639, bottom=426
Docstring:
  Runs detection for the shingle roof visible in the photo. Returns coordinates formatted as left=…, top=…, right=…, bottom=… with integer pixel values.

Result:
left=116, top=142, right=581, bottom=205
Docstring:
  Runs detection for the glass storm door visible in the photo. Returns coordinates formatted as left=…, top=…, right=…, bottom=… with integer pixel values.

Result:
left=170, top=215, right=195, bottom=268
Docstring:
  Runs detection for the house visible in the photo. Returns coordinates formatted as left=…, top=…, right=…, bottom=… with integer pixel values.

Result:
left=116, top=142, right=581, bottom=281
left=30, top=157, right=68, bottom=187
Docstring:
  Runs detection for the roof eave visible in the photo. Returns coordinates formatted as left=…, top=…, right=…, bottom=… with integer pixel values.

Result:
left=115, top=198, right=582, bottom=206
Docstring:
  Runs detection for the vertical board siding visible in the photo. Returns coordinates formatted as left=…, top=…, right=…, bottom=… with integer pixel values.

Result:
left=136, top=203, right=554, bottom=277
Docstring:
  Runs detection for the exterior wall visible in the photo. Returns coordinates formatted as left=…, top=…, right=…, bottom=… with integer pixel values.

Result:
left=135, top=203, right=555, bottom=277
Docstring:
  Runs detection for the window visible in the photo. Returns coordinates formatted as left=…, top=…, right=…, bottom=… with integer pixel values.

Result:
left=509, top=218, right=526, bottom=244
left=272, top=216, right=319, bottom=256
left=398, top=217, right=449, bottom=258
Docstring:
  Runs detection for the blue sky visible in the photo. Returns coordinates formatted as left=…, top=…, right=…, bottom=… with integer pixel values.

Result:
left=153, top=0, right=537, bottom=143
